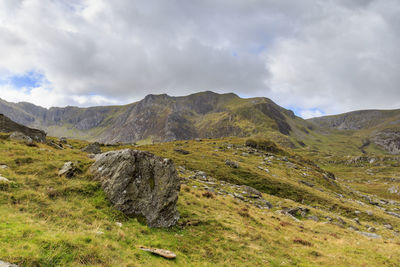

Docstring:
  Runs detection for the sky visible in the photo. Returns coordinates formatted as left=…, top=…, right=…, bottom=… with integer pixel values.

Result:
left=0, top=0, right=399, bottom=118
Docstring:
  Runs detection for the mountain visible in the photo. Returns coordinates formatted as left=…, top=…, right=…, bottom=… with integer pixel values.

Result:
left=0, top=91, right=312, bottom=144
left=309, top=109, right=400, bottom=154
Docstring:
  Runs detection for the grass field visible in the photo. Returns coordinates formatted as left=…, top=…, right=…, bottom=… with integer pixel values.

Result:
left=0, top=133, right=399, bottom=266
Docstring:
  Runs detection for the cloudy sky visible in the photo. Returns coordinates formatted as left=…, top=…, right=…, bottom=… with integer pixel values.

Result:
left=0, top=0, right=399, bottom=118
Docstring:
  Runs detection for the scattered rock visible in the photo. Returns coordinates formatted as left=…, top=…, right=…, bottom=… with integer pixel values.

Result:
left=284, top=207, right=309, bottom=218
left=233, top=193, right=245, bottom=200
left=60, top=137, right=67, bottom=143
left=0, top=165, right=7, bottom=169
left=307, top=215, right=319, bottom=222
left=47, top=140, right=64, bottom=150
left=225, top=159, right=239, bottom=168
left=195, top=171, right=207, bottom=179
left=384, top=224, right=393, bottom=230
left=58, top=162, right=78, bottom=178
left=386, top=211, right=400, bottom=218
left=300, top=180, right=314, bottom=187
left=354, top=218, right=361, bottom=225
left=140, top=247, right=176, bottom=259
left=115, top=222, right=122, bottom=228
left=0, top=260, right=18, bottom=267
left=9, top=131, right=33, bottom=144
left=174, top=149, right=190, bottom=155
left=358, top=232, right=381, bottom=239
left=348, top=225, right=359, bottom=231
left=388, top=185, right=399, bottom=194
left=367, top=226, right=376, bottom=232
left=82, top=142, right=101, bottom=154
left=242, top=185, right=262, bottom=198
left=90, top=149, right=180, bottom=228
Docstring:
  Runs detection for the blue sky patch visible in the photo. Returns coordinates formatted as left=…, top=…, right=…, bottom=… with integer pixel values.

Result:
left=8, top=71, right=44, bottom=89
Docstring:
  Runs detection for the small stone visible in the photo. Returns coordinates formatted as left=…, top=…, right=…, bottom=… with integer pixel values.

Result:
left=354, top=218, right=361, bottom=225
left=367, top=227, right=376, bottom=232
left=348, top=225, right=359, bottom=231
left=95, top=231, right=104, bottom=235
left=174, top=149, right=190, bottom=155
left=140, top=247, right=176, bottom=259
left=358, top=232, right=381, bottom=239
left=60, top=137, right=68, bottom=144
left=82, top=142, right=101, bottom=154
left=354, top=210, right=361, bottom=214
left=0, top=165, right=8, bottom=169
left=384, top=224, right=393, bottom=230
left=58, top=162, right=78, bottom=178
left=115, top=222, right=122, bottom=228
left=300, top=180, right=314, bottom=187
left=225, top=159, right=239, bottom=168
left=233, top=193, right=245, bottom=200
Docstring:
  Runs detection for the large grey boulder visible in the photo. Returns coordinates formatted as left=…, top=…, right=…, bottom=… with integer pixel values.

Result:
left=90, top=149, right=180, bottom=227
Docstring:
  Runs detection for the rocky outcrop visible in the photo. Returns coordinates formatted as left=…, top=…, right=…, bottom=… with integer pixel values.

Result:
left=82, top=142, right=101, bottom=154
left=372, top=130, right=400, bottom=154
left=0, top=114, right=46, bottom=142
left=90, top=149, right=180, bottom=227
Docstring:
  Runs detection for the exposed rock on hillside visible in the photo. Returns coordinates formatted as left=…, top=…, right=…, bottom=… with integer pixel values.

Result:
left=82, top=142, right=101, bottom=154
left=0, top=91, right=304, bottom=144
left=90, top=149, right=180, bottom=227
left=372, top=130, right=400, bottom=154
left=0, top=114, right=46, bottom=142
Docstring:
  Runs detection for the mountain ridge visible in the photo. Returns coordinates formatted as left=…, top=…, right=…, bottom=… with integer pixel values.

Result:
left=0, top=91, right=309, bottom=144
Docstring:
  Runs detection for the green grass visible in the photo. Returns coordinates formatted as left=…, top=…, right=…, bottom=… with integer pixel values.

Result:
left=0, top=135, right=400, bottom=266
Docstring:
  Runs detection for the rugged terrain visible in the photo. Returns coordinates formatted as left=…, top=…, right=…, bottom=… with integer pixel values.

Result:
left=1, top=94, right=400, bottom=266
left=0, top=91, right=312, bottom=144
left=309, top=109, right=400, bottom=154
left=0, top=132, right=400, bottom=266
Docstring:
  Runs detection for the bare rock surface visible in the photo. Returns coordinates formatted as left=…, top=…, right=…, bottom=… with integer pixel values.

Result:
left=140, top=247, right=176, bottom=259
left=90, top=149, right=180, bottom=227
left=82, top=142, right=101, bottom=154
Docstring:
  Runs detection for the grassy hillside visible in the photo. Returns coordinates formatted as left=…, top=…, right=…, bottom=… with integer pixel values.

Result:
left=1, top=133, right=400, bottom=266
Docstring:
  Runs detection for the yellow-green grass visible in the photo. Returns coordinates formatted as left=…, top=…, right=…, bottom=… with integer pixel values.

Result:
left=0, top=134, right=399, bottom=266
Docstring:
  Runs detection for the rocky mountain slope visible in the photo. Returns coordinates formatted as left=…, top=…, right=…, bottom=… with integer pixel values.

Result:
left=0, top=114, right=46, bottom=142
left=0, top=91, right=311, bottom=144
left=309, top=109, right=400, bottom=154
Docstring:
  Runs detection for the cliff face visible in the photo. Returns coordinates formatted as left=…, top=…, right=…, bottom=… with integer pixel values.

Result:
left=0, top=91, right=306, bottom=144
left=308, top=109, right=400, bottom=154
left=0, top=114, right=46, bottom=142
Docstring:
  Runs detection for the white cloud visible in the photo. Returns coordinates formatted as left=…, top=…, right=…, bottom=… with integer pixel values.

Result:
left=0, top=0, right=399, bottom=117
